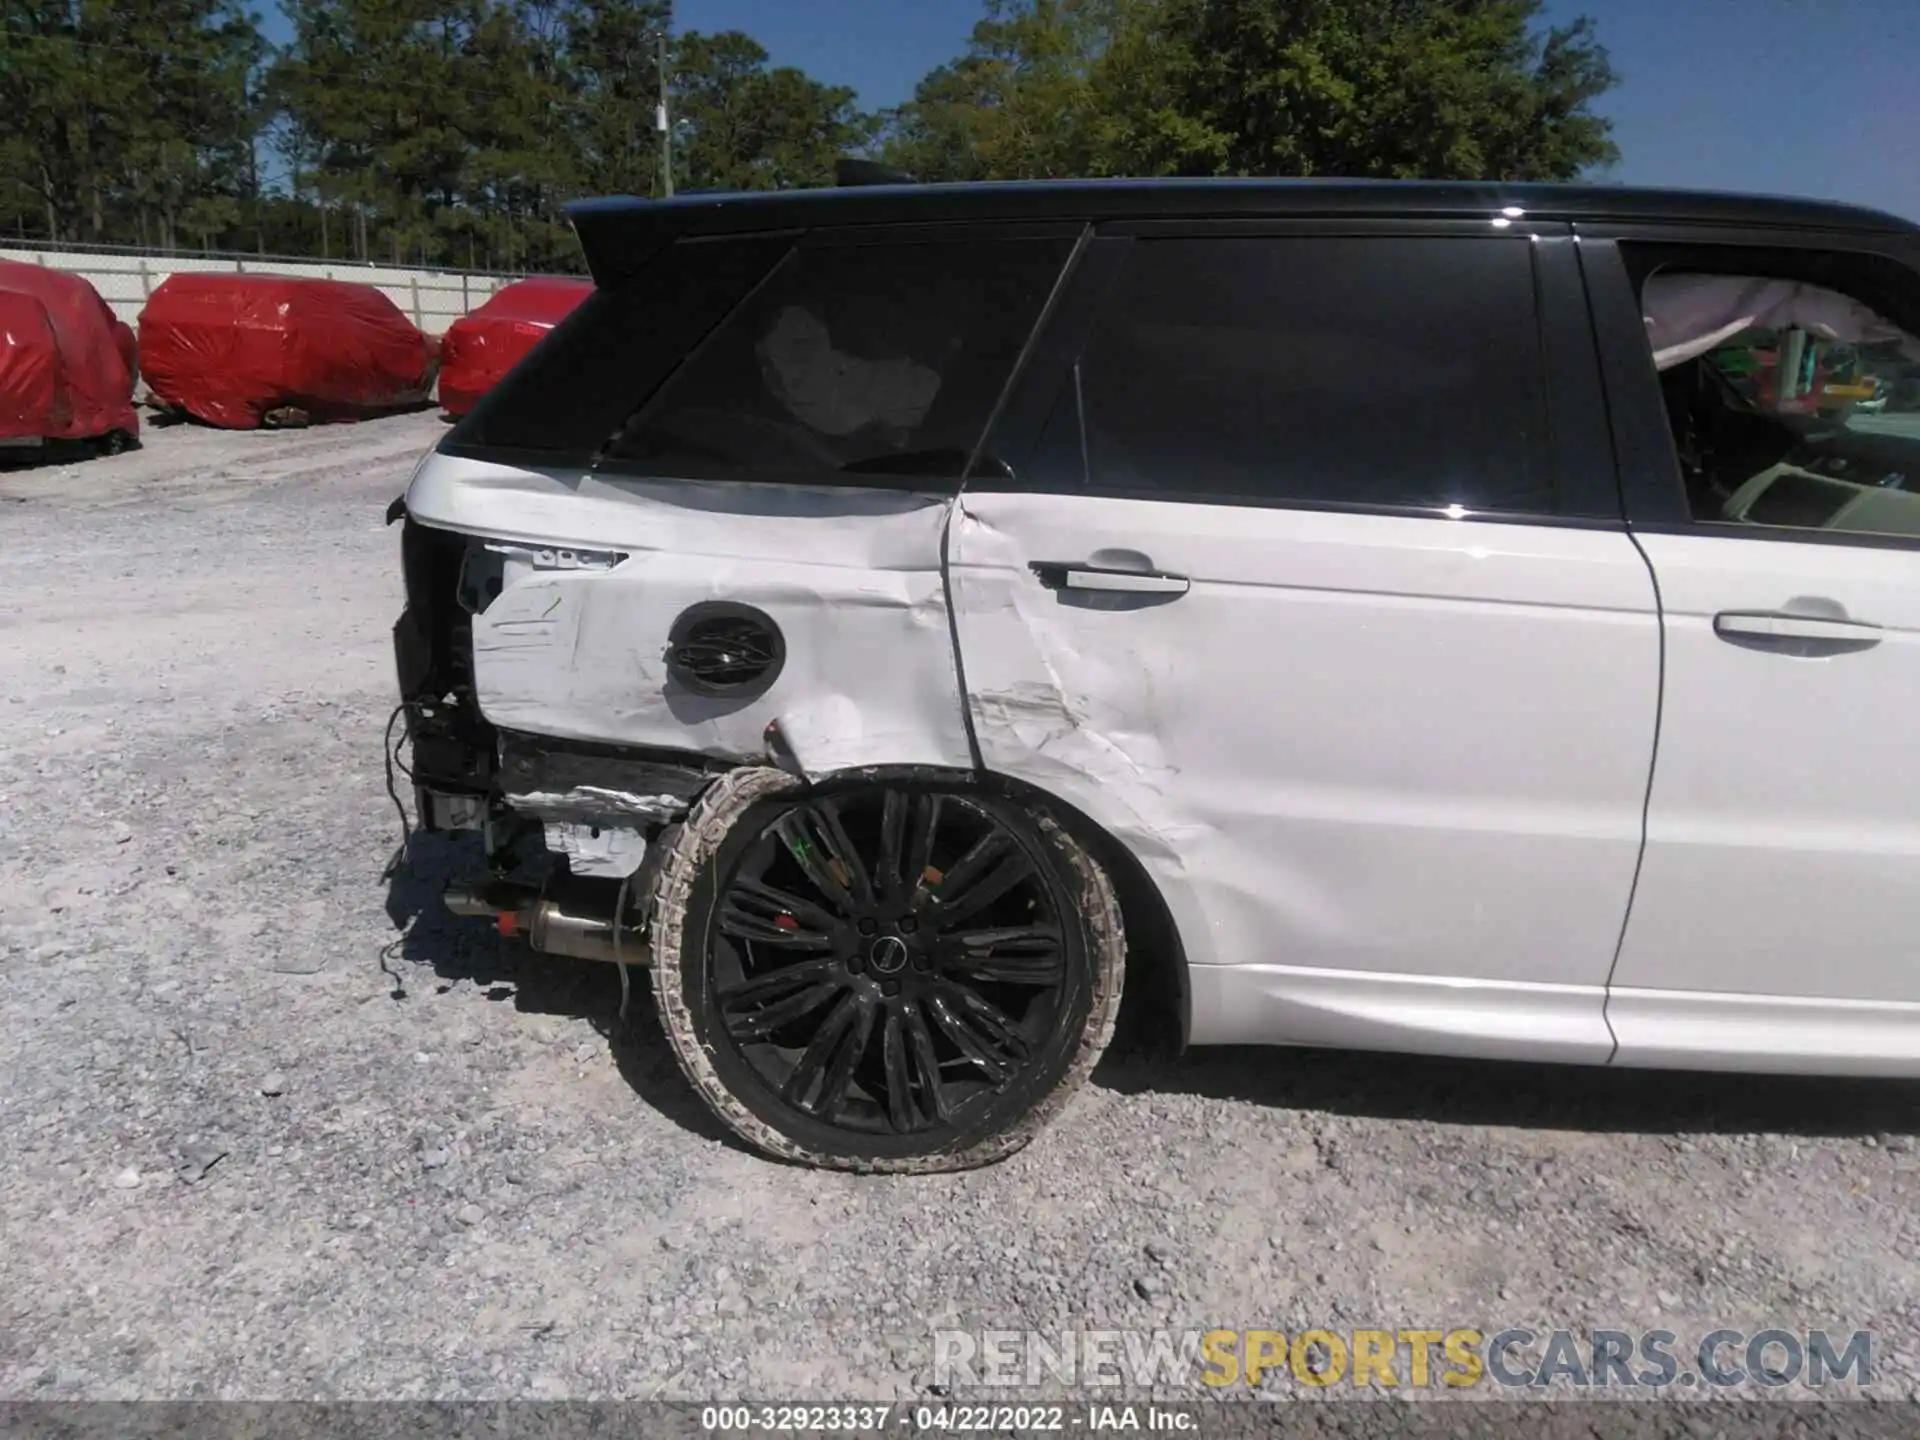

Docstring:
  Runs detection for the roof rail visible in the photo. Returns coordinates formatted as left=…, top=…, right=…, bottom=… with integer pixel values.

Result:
left=835, top=159, right=916, bottom=188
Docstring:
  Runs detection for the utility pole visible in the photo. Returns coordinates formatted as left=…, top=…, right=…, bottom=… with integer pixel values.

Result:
left=657, top=30, right=673, bottom=198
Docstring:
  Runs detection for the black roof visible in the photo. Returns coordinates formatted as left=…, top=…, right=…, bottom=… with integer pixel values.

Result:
left=567, top=177, right=1918, bottom=285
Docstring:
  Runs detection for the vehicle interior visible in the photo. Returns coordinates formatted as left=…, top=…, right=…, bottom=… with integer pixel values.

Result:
left=1645, top=272, right=1920, bottom=536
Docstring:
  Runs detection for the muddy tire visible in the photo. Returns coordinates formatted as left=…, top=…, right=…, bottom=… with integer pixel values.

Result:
left=648, top=766, right=1124, bottom=1173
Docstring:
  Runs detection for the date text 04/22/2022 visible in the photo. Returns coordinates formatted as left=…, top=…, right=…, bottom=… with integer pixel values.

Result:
left=699, top=1405, right=1197, bottom=1432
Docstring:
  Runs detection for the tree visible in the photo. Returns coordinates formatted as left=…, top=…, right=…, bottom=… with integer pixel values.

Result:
left=880, top=0, right=1126, bottom=182
left=884, top=0, right=1618, bottom=185
left=553, top=0, right=671, bottom=199
left=672, top=30, right=873, bottom=193
left=1, top=0, right=263, bottom=243
left=2, top=0, right=878, bottom=264
left=268, top=0, right=565, bottom=264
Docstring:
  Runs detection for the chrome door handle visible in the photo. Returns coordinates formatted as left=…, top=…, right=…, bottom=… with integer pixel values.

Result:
left=1029, top=562, right=1190, bottom=596
left=1713, top=610, right=1882, bottom=656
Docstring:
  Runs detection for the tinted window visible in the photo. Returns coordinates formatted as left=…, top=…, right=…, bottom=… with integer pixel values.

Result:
left=1027, top=237, right=1554, bottom=513
left=603, top=236, right=1074, bottom=484
left=445, top=235, right=791, bottom=460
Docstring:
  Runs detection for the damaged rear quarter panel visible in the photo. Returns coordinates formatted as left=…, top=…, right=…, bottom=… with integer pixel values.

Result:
left=405, top=452, right=974, bottom=777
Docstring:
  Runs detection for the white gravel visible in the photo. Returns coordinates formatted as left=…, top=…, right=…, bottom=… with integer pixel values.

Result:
left=1, top=414, right=1917, bottom=1404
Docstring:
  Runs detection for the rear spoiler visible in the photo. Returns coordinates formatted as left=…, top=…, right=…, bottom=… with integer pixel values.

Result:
left=566, top=158, right=918, bottom=287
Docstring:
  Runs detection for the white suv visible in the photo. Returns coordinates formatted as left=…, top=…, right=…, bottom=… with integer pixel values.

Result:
left=391, top=177, right=1920, bottom=1171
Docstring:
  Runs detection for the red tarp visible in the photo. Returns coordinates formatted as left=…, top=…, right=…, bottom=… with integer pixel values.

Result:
left=0, top=261, right=140, bottom=444
left=138, top=273, right=440, bottom=429
left=438, top=276, right=591, bottom=417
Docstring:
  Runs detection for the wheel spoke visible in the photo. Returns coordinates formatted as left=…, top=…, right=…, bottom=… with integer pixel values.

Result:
left=882, top=1005, right=915, bottom=1133
left=926, top=991, right=1015, bottom=1083
left=811, top=994, right=877, bottom=1119
left=904, top=793, right=943, bottom=892
left=718, top=896, right=835, bottom=949
left=782, top=991, right=860, bottom=1109
left=773, top=808, right=857, bottom=912
left=722, top=969, right=846, bottom=1042
left=928, top=828, right=1007, bottom=905
left=903, top=1001, right=950, bottom=1122
left=729, top=877, right=841, bottom=935
left=717, top=956, right=840, bottom=1005
left=877, top=789, right=909, bottom=902
left=811, top=800, right=874, bottom=906
left=937, top=979, right=1034, bottom=1062
left=926, top=848, right=1035, bottom=932
left=942, top=926, right=1065, bottom=985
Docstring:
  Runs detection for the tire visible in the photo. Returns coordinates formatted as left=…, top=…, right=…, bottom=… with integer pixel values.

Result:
left=648, top=766, right=1124, bottom=1172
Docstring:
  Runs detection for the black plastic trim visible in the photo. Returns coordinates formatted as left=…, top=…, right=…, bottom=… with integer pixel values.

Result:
left=1534, top=233, right=1627, bottom=520
left=1576, top=238, right=1696, bottom=527
left=958, top=478, right=1631, bottom=531
left=565, top=181, right=1916, bottom=285
left=1623, top=520, right=1920, bottom=555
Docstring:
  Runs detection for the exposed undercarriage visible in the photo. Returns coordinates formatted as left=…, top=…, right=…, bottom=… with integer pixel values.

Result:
left=393, top=512, right=729, bottom=966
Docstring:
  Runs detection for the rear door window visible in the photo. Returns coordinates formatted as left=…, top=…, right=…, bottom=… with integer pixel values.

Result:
left=602, top=234, right=1076, bottom=486
left=1021, top=235, right=1561, bottom=515
left=1627, top=250, right=1920, bottom=539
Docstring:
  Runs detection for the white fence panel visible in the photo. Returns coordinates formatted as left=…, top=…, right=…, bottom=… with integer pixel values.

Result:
left=0, top=246, right=534, bottom=333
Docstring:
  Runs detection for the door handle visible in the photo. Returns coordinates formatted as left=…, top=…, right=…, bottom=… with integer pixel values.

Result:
left=1713, top=609, right=1882, bottom=656
left=1030, top=561, right=1190, bottom=596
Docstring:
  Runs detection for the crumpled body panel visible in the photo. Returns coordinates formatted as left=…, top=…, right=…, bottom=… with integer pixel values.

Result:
left=948, top=489, right=1661, bottom=1041
left=139, top=273, right=439, bottom=429
left=0, top=262, right=139, bottom=443
left=405, top=452, right=974, bottom=776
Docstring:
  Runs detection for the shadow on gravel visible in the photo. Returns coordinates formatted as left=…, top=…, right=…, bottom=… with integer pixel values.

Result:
left=381, top=830, right=745, bottom=1152
left=383, top=834, right=1915, bottom=1150
left=1091, top=1042, right=1920, bottom=1140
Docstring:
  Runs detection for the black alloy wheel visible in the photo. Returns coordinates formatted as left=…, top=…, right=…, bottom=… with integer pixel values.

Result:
left=650, top=767, right=1125, bottom=1172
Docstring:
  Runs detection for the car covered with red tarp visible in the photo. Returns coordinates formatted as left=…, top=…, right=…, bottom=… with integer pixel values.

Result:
left=438, top=276, right=592, bottom=417
left=138, top=273, right=439, bottom=429
left=0, top=261, right=140, bottom=448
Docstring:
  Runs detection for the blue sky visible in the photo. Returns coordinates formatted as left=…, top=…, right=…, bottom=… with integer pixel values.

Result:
left=672, top=0, right=1920, bottom=221
left=259, top=0, right=1920, bottom=220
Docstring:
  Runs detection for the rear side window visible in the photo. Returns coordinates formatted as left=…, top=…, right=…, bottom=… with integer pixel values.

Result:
left=1026, top=236, right=1556, bottom=514
left=602, top=236, right=1075, bottom=484
left=445, top=235, right=791, bottom=461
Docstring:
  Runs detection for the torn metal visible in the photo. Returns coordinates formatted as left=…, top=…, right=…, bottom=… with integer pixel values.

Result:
left=542, top=821, right=649, bottom=879
left=496, top=731, right=713, bottom=824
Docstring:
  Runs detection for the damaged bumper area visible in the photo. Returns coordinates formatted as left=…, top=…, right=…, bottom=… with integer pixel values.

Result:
left=390, top=450, right=978, bottom=967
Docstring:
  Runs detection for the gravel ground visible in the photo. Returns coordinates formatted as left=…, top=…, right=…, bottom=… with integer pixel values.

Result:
left=1, top=414, right=1918, bottom=1407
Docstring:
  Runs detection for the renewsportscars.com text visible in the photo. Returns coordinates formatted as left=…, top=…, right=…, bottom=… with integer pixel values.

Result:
left=932, top=1327, right=1873, bottom=1391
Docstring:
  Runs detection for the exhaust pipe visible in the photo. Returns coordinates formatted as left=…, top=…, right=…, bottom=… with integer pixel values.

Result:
left=443, top=875, right=651, bottom=967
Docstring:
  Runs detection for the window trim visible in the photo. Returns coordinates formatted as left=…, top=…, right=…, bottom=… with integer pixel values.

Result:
left=1581, top=232, right=1920, bottom=551
left=969, top=219, right=1615, bottom=523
